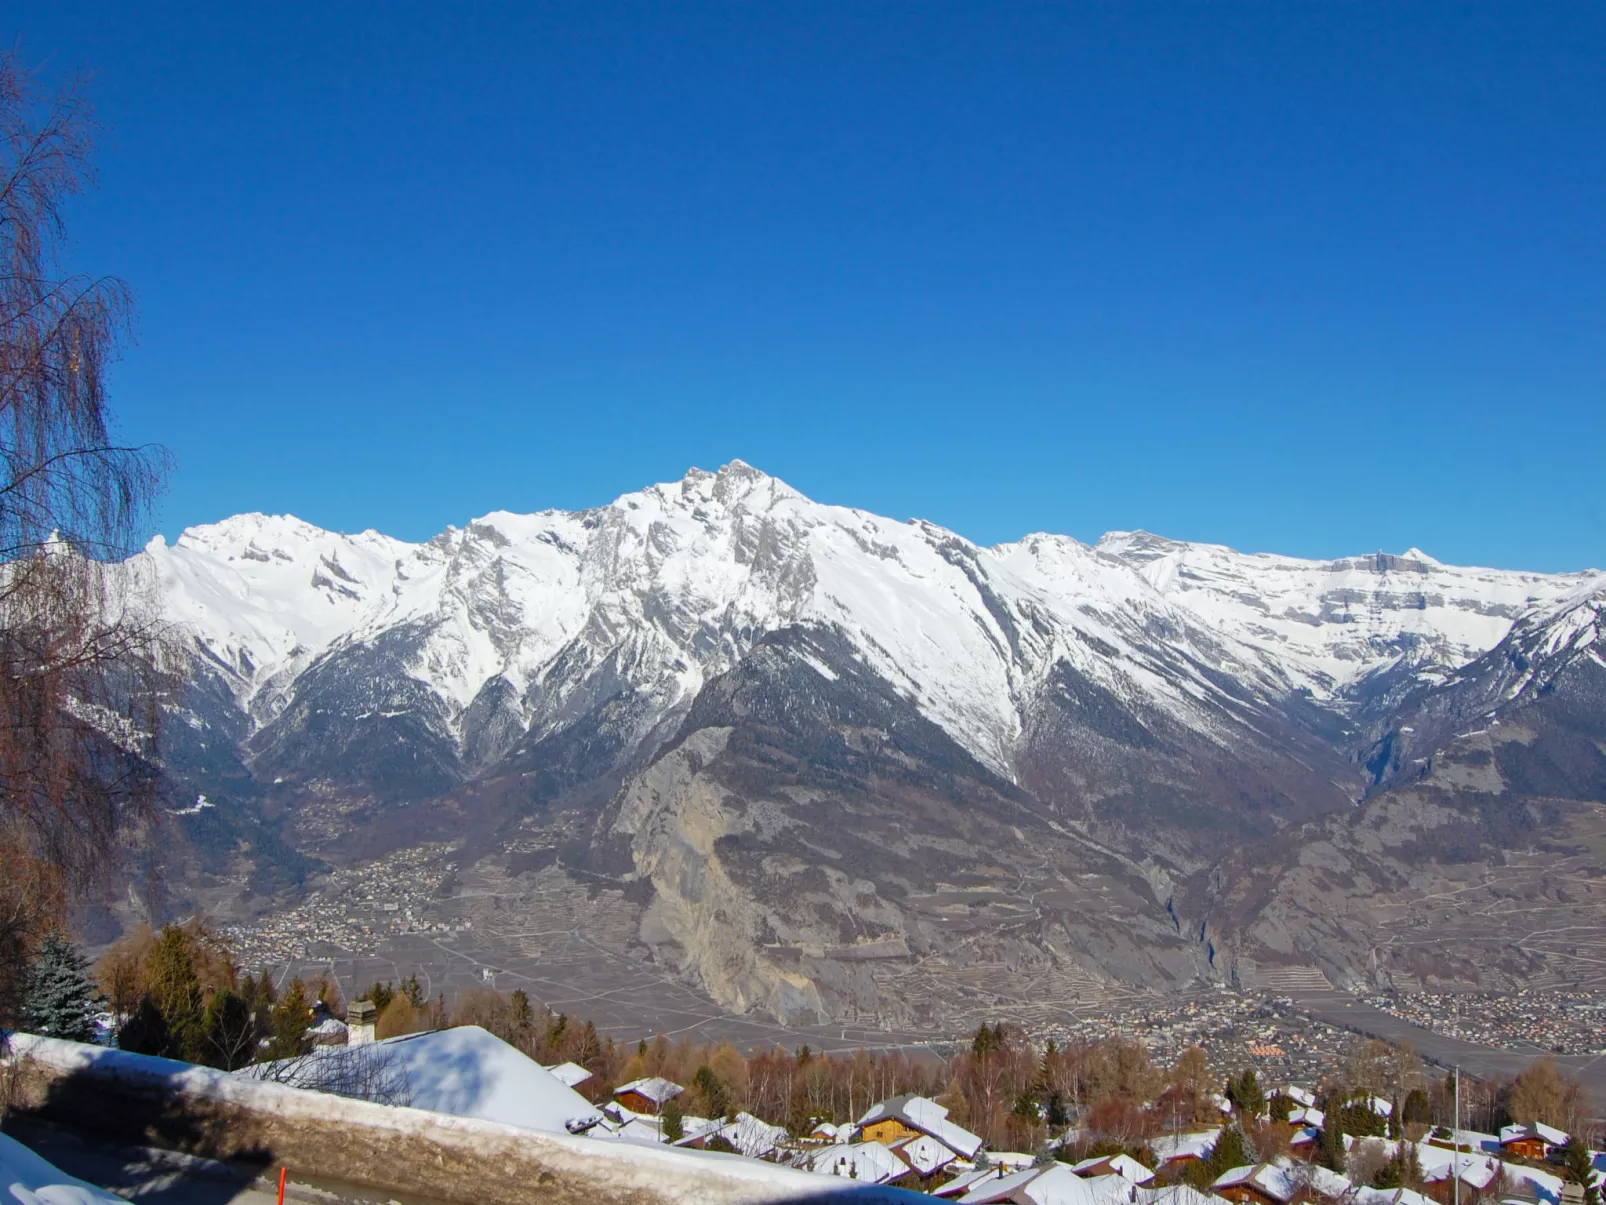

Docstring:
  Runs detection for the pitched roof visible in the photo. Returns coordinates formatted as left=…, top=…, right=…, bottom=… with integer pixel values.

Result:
left=613, top=1076, right=683, bottom=1105
left=1151, top=1130, right=1221, bottom=1164
left=235, top=1025, right=602, bottom=1136
left=807, top=1141, right=909, bottom=1185
left=1212, top=1162, right=1299, bottom=1204
left=1501, top=1122, right=1569, bottom=1148
left=856, top=1093, right=984, bottom=1159
left=890, top=1133, right=961, bottom=1176
left=1071, top=1154, right=1154, bottom=1184
left=543, top=1061, right=592, bottom=1088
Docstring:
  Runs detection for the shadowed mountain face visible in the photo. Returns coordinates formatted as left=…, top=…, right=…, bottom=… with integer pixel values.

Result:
left=126, top=463, right=1606, bottom=1022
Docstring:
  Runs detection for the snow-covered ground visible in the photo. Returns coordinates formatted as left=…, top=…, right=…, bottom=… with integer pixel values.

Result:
left=0, top=1131, right=129, bottom=1205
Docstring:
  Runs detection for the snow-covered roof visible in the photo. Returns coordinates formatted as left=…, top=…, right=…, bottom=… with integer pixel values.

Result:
left=856, top=1094, right=984, bottom=1159
left=807, top=1141, right=909, bottom=1185
left=1212, top=1163, right=1299, bottom=1204
left=614, top=1076, right=683, bottom=1106
left=1273, top=1086, right=1317, bottom=1108
left=1134, top=1186, right=1228, bottom=1205
left=959, top=1166, right=1044, bottom=1204
left=1071, top=1153, right=1154, bottom=1184
left=889, top=1133, right=960, bottom=1176
left=935, top=1166, right=1005, bottom=1198
left=687, top=1113, right=790, bottom=1160
left=1152, top=1130, right=1221, bottom=1163
left=1345, top=1188, right=1437, bottom=1205
left=543, top=1061, right=593, bottom=1088
left=237, top=1025, right=602, bottom=1136
left=1, top=1131, right=128, bottom=1205
left=1421, top=1153, right=1500, bottom=1190
left=1288, top=1106, right=1324, bottom=1128
left=1501, top=1122, right=1569, bottom=1148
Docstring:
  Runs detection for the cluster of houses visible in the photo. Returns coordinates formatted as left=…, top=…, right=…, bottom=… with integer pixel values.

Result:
left=245, top=1005, right=1603, bottom=1205
left=562, top=1066, right=1600, bottom=1205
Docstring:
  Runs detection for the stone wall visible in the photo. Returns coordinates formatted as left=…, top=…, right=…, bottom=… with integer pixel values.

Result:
left=2, top=1035, right=915, bottom=1205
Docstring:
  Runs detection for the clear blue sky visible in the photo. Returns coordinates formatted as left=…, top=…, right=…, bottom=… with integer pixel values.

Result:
left=19, top=2, right=1606, bottom=571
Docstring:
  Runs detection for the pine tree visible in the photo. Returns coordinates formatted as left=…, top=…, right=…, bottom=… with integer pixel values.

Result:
left=266, top=977, right=311, bottom=1059
left=509, top=989, right=534, bottom=1038
left=1317, top=1112, right=1347, bottom=1173
left=662, top=1097, right=685, bottom=1141
left=145, top=925, right=205, bottom=1060
left=400, top=974, right=424, bottom=1007
left=1561, top=1137, right=1601, bottom=1205
left=1205, top=1125, right=1255, bottom=1176
left=19, top=934, right=100, bottom=1041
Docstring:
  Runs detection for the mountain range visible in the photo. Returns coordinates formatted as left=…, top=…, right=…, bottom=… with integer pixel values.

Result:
left=128, top=461, right=1606, bottom=1025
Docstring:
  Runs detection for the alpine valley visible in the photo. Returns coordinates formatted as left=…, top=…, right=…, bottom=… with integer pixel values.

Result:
left=123, top=462, right=1606, bottom=1028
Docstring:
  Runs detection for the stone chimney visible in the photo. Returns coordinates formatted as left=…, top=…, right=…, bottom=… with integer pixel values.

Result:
left=347, top=999, right=377, bottom=1046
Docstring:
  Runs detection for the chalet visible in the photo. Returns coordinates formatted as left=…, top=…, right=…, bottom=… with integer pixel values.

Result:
left=1272, top=1086, right=1317, bottom=1109
left=1071, top=1153, right=1155, bottom=1185
left=855, top=1094, right=985, bottom=1161
left=673, top=1112, right=789, bottom=1159
left=1422, top=1153, right=1500, bottom=1205
left=1213, top=1163, right=1300, bottom=1205
left=1499, top=1123, right=1569, bottom=1162
left=543, top=1061, right=592, bottom=1089
left=933, top=1166, right=1005, bottom=1199
left=1151, top=1129, right=1221, bottom=1177
left=885, top=1133, right=961, bottom=1181
left=954, top=1166, right=1142, bottom=1205
left=806, top=1141, right=908, bottom=1185
left=612, top=1076, right=683, bottom=1115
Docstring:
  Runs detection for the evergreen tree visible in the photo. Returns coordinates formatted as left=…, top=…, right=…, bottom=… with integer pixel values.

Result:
left=693, top=1063, right=730, bottom=1118
left=1227, top=1069, right=1266, bottom=1118
left=662, top=1097, right=685, bottom=1141
left=1561, top=1137, right=1601, bottom=1205
left=266, top=977, right=311, bottom=1059
left=19, top=934, right=100, bottom=1041
left=145, top=925, right=205, bottom=1060
left=400, top=974, right=424, bottom=1007
left=509, top=989, right=534, bottom=1038
left=365, top=981, right=395, bottom=1012
left=1205, top=1125, right=1255, bottom=1177
left=1401, top=1088, right=1433, bottom=1128
left=1317, top=1113, right=1346, bottom=1173
left=1045, top=1089, right=1069, bottom=1128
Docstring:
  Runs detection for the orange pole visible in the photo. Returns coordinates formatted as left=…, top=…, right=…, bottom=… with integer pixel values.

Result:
left=277, top=1167, right=287, bottom=1205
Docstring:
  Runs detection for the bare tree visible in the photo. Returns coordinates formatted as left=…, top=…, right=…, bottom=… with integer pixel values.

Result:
left=0, top=49, right=169, bottom=1020
left=240, top=1041, right=413, bottom=1108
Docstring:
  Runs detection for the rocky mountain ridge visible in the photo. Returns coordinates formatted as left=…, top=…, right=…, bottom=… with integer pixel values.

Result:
left=129, top=462, right=1606, bottom=1023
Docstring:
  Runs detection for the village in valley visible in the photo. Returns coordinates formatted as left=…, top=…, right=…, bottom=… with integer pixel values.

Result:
left=8, top=920, right=1603, bottom=1205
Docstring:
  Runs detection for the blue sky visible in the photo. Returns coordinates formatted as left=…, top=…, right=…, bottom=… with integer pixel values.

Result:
left=18, top=2, right=1606, bottom=570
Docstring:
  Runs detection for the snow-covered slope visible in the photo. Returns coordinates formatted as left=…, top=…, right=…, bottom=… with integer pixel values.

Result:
left=1096, top=531, right=1588, bottom=699
left=141, top=461, right=1592, bottom=789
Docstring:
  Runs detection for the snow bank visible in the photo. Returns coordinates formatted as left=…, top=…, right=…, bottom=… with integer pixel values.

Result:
left=237, top=1025, right=604, bottom=1134
left=0, top=1131, right=127, bottom=1205
left=5, top=1034, right=925, bottom=1204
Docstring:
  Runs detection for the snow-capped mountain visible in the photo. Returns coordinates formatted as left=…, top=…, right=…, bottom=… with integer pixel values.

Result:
left=144, top=461, right=1585, bottom=793
left=129, top=462, right=1606, bottom=1018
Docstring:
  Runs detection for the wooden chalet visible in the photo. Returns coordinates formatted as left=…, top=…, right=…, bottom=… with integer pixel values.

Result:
left=612, top=1076, right=683, bottom=1115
